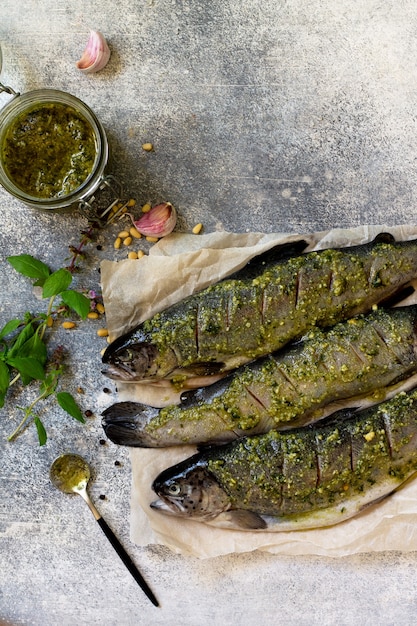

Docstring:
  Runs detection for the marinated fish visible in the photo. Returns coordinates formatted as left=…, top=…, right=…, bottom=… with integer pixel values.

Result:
left=151, top=386, right=417, bottom=531
left=102, top=234, right=417, bottom=385
left=102, top=306, right=417, bottom=447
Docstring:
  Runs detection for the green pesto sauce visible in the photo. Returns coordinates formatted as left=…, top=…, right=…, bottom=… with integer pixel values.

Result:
left=206, top=389, right=417, bottom=515
left=144, top=243, right=417, bottom=373
left=147, top=307, right=417, bottom=439
left=2, top=102, right=97, bottom=198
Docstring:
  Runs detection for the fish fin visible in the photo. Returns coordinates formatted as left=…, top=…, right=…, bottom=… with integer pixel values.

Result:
left=180, top=373, right=236, bottom=406
left=372, top=232, right=396, bottom=244
left=182, top=362, right=226, bottom=376
left=228, top=509, right=268, bottom=530
left=226, top=239, right=309, bottom=281
left=379, top=284, right=415, bottom=308
left=196, top=441, right=232, bottom=452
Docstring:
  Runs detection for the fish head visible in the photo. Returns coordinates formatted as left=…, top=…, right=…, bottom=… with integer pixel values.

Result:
left=151, top=459, right=231, bottom=521
left=101, top=331, right=178, bottom=381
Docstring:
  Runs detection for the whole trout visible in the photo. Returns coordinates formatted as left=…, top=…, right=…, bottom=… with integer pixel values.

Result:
left=103, top=306, right=417, bottom=446
left=102, top=234, right=417, bottom=384
left=151, top=386, right=417, bottom=531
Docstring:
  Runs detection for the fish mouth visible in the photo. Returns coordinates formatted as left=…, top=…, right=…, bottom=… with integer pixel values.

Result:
left=150, top=497, right=185, bottom=516
left=101, top=363, right=143, bottom=381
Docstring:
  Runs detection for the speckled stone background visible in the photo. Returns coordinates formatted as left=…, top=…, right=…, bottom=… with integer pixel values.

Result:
left=2, top=1, right=417, bottom=624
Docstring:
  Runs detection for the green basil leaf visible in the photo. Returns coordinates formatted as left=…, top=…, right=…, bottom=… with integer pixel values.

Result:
left=34, top=416, right=47, bottom=446
left=42, top=269, right=73, bottom=298
left=0, top=319, right=22, bottom=341
left=60, top=290, right=91, bottom=319
left=18, top=333, right=48, bottom=364
left=7, top=254, right=51, bottom=281
left=0, top=361, right=10, bottom=407
left=56, top=391, right=85, bottom=423
left=6, top=356, right=45, bottom=382
left=8, top=323, right=35, bottom=357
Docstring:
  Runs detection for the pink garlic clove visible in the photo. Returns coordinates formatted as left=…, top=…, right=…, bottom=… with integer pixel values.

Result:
left=76, top=30, right=111, bottom=74
left=132, top=203, right=177, bottom=238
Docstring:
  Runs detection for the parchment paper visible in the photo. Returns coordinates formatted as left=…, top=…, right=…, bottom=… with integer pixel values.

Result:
left=101, top=224, right=417, bottom=558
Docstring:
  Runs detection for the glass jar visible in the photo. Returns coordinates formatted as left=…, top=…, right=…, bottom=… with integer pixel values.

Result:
left=0, top=88, right=109, bottom=211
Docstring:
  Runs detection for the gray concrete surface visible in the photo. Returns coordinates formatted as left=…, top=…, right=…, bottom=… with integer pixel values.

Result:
left=1, top=1, right=417, bottom=624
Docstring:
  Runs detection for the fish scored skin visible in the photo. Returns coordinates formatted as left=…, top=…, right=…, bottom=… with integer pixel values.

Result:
left=102, top=235, right=417, bottom=384
left=151, top=386, right=417, bottom=531
left=102, top=306, right=417, bottom=447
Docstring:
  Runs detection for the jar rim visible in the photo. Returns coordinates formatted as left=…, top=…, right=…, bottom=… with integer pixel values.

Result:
left=0, top=88, right=108, bottom=210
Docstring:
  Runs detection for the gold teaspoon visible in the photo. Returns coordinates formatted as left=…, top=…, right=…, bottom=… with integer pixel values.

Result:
left=50, top=453, right=159, bottom=607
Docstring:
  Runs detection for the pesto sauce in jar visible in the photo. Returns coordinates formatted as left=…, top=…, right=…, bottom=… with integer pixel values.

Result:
left=2, top=101, right=97, bottom=198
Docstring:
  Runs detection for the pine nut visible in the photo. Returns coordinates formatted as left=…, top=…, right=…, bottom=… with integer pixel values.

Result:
left=62, top=321, right=76, bottom=329
left=129, top=227, right=142, bottom=238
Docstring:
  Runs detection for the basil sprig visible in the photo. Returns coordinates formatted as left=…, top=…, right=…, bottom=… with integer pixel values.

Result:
left=1, top=254, right=90, bottom=445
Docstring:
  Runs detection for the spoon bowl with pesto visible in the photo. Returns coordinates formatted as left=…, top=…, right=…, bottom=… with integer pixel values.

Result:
left=49, top=453, right=159, bottom=607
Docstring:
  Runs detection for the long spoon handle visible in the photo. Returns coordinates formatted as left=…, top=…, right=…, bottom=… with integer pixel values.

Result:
left=96, top=516, right=159, bottom=607
left=77, top=487, right=159, bottom=607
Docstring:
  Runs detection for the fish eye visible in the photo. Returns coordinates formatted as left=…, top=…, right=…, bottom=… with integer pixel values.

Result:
left=119, top=349, right=133, bottom=363
left=167, top=482, right=181, bottom=496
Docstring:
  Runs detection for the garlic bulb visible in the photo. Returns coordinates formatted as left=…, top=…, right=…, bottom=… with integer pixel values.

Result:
left=76, top=31, right=110, bottom=74
left=131, top=202, right=177, bottom=238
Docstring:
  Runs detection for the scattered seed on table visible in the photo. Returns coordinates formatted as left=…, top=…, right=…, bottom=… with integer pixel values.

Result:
left=99, top=494, right=106, bottom=500
left=128, top=251, right=138, bottom=260
left=97, top=328, right=109, bottom=337
left=84, top=410, right=93, bottom=418
left=146, top=236, right=159, bottom=243
left=137, top=250, right=145, bottom=259
left=114, top=237, right=122, bottom=249
left=123, top=236, right=133, bottom=246
left=142, top=142, right=153, bottom=151
left=141, top=203, right=151, bottom=213
left=96, top=303, right=105, bottom=314
left=46, top=315, right=53, bottom=327
left=77, top=387, right=84, bottom=394
left=99, top=439, right=106, bottom=445
left=192, top=223, right=203, bottom=234
left=127, top=198, right=136, bottom=207
left=114, top=460, right=121, bottom=467
left=87, top=311, right=99, bottom=319
left=118, top=230, right=130, bottom=238
left=62, top=321, right=76, bottom=329
left=103, top=387, right=111, bottom=394
left=129, top=226, right=142, bottom=238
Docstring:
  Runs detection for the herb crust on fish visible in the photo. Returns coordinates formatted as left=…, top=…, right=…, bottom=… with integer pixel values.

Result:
left=102, top=306, right=417, bottom=446
left=151, top=386, right=417, bottom=532
left=102, top=234, right=417, bottom=386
